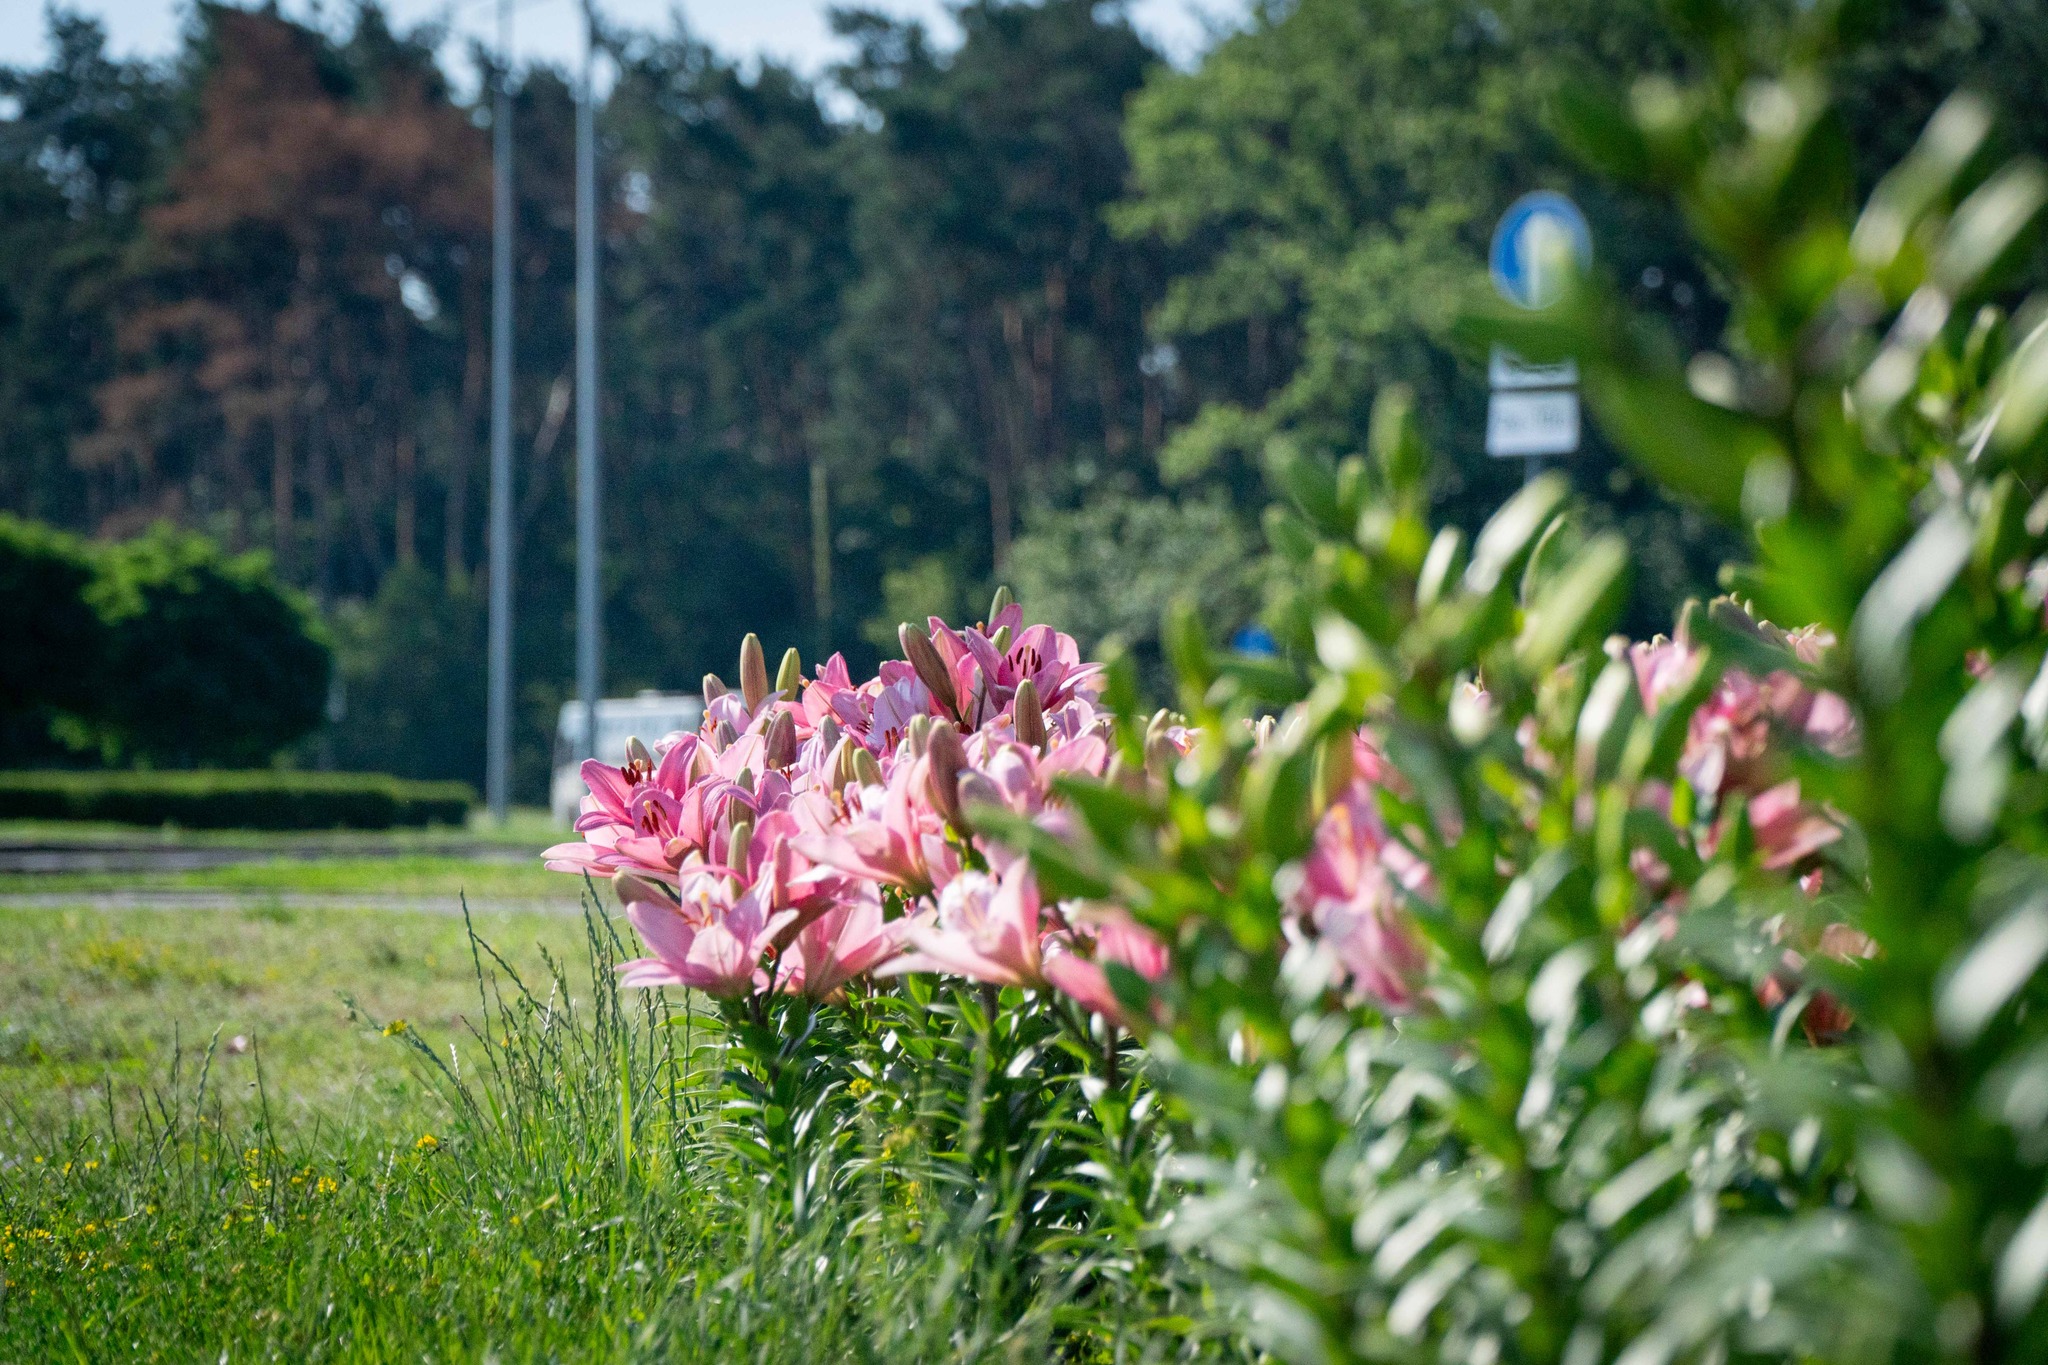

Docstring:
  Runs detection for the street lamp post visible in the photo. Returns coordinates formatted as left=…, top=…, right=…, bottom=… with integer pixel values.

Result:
left=485, top=0, right=516, bottom=821
left=575, top=2, right=603, bottom=765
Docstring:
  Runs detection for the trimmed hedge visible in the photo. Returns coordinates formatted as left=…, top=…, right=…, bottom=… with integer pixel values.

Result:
left=0, top=771, right=474, bottom=831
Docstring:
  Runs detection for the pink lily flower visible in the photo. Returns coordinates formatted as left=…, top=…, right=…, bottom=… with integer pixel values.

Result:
left=778, top=889, right=905, bottom=1000
left=795, top=754, right=958, bottom=895
left=878, top=863, right=1046, bottom=989
left=614, top=869, right=795, bottom=998
left=1290, top=785, right=1431, bottom=1010
left=1043, top=911, right=1169, bottom=1030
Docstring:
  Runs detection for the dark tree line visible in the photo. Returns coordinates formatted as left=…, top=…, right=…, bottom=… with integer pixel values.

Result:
left=4, top=0, right=2039, bottom=795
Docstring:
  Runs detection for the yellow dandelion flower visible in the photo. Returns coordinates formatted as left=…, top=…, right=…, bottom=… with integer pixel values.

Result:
left=414, top=1133, right=439, bottom=1152
left=382, top=1019, right=409, bottom=1037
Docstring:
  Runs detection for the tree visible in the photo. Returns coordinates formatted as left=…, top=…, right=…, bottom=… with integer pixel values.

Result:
left=0, top=11, right=174, bottom=528
left=824, top=0, right=1167, bottom=639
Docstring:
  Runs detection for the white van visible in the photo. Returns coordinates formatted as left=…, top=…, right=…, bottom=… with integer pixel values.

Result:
left=551, top=690, right=705, bottom=824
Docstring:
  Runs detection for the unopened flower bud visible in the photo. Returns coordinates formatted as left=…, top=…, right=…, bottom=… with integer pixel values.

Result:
left=775, top=647, right=804, bottom=698
left=850, top=746, right=883, bottom=789
left=898, top=622, right=958, bottom=718
left=816, top=715, right=842, bottom=752
left=1144, top=710, right=1177, bottom=785
left=611, top=869, right=672, bottom=909
left=1313, top=728, right=1354, bottom=813
left=990, top=624, right=1012, bottom=655
left=907, top=713, right=933, bottom=757
left=762, top=708, right=798, bottom=770
left=712, top=718, right=739, bottom=751
left=827, top=737, right=859, bottom=792
left=624, top=735, right=654, bottom=779
left=1012, top=678, right=1046, bottom=750
left=702, top=673, right=728, bottom=702
left=739, top=634, right=769, bottom=712
left=988, top=584, right=1014, bottom=622
left=956, top=768, right=1003, bottom=821
left=726, top=821, right=753, bottom=881
left=734, top=766, right=755, bottom=794
left=925, top=724, right=968, bottom=830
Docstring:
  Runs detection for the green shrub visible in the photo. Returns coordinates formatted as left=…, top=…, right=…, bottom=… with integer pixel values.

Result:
left=87, top=525, right=332, bottom=768
left=0, top=515, right=111, bottom=763
left=0, top=518, right=333, bottom=769
left=0, top=770, right=472, bottom=829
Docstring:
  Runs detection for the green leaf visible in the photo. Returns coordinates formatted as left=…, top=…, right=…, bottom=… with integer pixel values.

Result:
left=1581, top=368, right=1787, bottom=523
left=1932, top=159, right=2048, bottom=298
left=1936, top=886, right=2048, bottom=1045
left=1551, top=80, right=1654, bottom=183
left=1516, top=533, right=1630, bottom=674
left=1850, top=502, right=1975, bottom=703
left=1464, top=475, right=1569, bottom=594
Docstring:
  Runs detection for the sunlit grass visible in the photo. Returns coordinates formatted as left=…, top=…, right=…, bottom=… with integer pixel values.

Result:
left=0, top=894, right=1208, bottom=1360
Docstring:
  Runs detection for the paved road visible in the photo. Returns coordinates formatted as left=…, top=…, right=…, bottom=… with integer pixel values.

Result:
left=0, top=839, right=538, bottom=875
left=0, top=889, right=585, bottom=915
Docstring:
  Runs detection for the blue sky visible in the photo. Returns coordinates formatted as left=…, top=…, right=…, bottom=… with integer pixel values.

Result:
left=3, top=0, right=1240, bottom=96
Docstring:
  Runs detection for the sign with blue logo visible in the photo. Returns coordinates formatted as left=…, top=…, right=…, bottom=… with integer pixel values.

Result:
left=1489, top=191, right=1591, bottom=310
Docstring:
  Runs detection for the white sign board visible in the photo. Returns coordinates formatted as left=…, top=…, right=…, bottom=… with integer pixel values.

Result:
left=1490, top=347, right=1578, bottom=390
left=1486, top=389, right=1580, bottom=458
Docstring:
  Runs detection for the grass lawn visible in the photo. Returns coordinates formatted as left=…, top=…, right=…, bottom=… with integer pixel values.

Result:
left=0, top=862, right=1172, bottom=1361
left=0, top=901, right=584, bottom=1137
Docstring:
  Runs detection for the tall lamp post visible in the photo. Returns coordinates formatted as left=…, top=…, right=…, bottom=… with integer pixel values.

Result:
left=575, top=1, right=603, bottom=764
left=485, top=0, right=516, bottom=821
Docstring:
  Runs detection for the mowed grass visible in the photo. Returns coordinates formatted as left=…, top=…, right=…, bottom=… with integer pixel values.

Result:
left=0, top=881, right=1167, bottom=1361
left=0, top=901, right=582, bottom=1135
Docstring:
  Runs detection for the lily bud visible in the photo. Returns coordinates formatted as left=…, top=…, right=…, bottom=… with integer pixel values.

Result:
left=1313, top=728, right=1354, bottom=814
left=898, top=622, right=958, bottom=717
left=1144, top=710, right=1177, bottom=785
left=735, top=766, right=756, bottom=794
left=956, top=768, right=1003, bottom=821
left=816, top=715, right=842, bottom=752
left=624, top=735, right=654, bottom=779
left=1012, top=678, right=1046, bottom=750
left=611, top=869, right=673, bottom=909
left=702, top=672, right=728, bottom=702
left=990, top=624, right=1012, bottom=655
left=739, top=633, right=769, bottom=712
left=726, top=821, right=753, bottom=882
left=712, top=718, right=739, bottom=751
left=827, top=737, right=859, bottom=792
left=850, top=746, right=883, bottom=789
left=907, top=713, right=933, bottom=757
left=925, top=724, right=968, bottom=830
left=988, top=584, right=1014, bottom=622
left=775, top=646, right=804, bottom=698
left=762, top=708, right=798, bottom=770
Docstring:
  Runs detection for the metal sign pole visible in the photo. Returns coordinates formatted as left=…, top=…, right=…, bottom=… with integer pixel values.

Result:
left=485, top=0, right=516, bottom=821
left=575, top=4, right=602, bottom=765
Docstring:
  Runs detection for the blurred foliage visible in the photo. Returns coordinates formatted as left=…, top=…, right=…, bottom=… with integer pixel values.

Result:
left=1110, top=0, right=2048, bottom=633
left=990, top=0, right=2048, bottom=1359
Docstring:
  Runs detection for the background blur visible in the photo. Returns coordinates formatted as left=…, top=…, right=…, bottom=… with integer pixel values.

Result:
left=3, top=0, right=2041, bottom=802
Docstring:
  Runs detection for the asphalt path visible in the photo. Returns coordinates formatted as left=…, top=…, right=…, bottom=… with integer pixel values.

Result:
left=0, top=890, right=580, bottom=915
